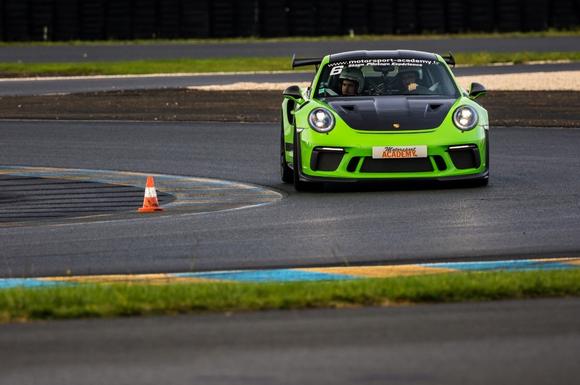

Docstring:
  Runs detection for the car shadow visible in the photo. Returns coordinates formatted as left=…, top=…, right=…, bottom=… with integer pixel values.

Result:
left=319, top=179, right=488, bottom=193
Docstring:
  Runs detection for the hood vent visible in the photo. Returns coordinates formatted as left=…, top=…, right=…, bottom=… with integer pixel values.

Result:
left=328, top=96, right=455, bottom=131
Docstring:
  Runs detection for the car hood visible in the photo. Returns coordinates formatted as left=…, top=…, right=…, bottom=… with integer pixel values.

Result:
left=327, top=96, right=456, bottom=131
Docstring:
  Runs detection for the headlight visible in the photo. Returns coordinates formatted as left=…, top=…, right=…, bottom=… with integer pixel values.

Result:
left=453, top=106, right=478, bottom=131
left=308, top=108, right=335, bottom=133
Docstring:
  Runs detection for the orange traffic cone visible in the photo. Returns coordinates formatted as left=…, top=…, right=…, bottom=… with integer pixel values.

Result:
left=138, top=176, right=164, bottom=213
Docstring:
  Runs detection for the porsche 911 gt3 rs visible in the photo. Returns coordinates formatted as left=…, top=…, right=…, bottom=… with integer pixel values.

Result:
left=281, top=50, right=489, bottom=191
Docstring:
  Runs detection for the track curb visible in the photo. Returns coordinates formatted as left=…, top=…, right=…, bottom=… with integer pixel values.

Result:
left=0, top=166, right=283, bottom=227
left=2, top=257, right=579, bottom=289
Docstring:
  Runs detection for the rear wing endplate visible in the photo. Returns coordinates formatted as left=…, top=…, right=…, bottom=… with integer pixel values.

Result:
left=291, top=54, right=322, bottom=69
left=441, top=52, right=456, bottom=68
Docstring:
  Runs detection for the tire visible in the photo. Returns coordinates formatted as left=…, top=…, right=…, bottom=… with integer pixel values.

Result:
left=293, top=128, right=319, bottom=192
left=479, top=130, right=490, bottom=187
left=280, top=128, right=293, bottom=183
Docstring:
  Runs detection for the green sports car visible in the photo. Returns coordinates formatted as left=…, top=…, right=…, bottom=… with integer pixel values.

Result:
left=280, top=50, right=489, bottom=191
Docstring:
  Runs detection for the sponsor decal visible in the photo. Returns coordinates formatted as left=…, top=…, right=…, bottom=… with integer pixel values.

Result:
left=328, top=58, right=437, bottom=69
left=372, top=146, right=427, bottom=159
left=329, top=66, right=344, bottom=76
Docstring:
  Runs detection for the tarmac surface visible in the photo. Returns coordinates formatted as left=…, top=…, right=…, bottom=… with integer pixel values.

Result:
left=1, top=298, right=579, bottom=385
left=0, top=167, right=281, bottom=226
left=1, top=120, right=580, bottom=278
left=1, top=35, right=579, bottom=63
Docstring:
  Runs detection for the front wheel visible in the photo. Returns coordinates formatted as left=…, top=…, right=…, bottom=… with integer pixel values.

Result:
left=293, top=129, right=319, bottom=192
left=280, top=129, right=293, bottom=183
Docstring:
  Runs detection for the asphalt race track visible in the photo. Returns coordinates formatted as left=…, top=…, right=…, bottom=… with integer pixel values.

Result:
left=0, top=167, right=280, bottom=225
left=1, top=298, right=579, bottom=385
left=2, top=36, right=580, bottom=62
left=1, top=120, right=580, bottom=278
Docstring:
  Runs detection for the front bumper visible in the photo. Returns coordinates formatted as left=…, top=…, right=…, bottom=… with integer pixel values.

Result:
left=294, top=127, right=488, bottom=182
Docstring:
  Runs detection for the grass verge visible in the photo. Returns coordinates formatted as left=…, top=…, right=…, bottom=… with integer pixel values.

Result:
left=1, top=52, right=580, bottom=78
left=0, top=57, right=291, bottom=77
left=1, top=269, right=580, bottom=323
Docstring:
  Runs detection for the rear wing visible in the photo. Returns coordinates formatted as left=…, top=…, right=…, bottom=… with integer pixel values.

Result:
left=291, top=54, right=322, bottom=69
left=292, top=53, right=454, bottom=69
left=441, top=52, right=456, bottom=68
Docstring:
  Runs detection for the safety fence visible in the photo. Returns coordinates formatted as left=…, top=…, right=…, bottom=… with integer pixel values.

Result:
left=0, top=0, right=578, bottom=41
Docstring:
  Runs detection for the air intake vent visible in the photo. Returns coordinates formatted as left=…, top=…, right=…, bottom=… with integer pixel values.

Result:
left=347, top=157, right=360, bottom=172
left=310, top=148, right=344, bottom=172
left=448, top=145, right=480, bottom=169
left=360, top=158, right=433, bottom=173
left=433, top=155, right=447, bottom=171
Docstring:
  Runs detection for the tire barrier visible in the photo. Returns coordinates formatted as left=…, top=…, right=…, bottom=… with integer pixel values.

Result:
left=0, top=0, right=578, bottom=41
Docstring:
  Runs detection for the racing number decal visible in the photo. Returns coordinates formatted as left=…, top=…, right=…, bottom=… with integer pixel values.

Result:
left=329, top=66, right=344, bottom=76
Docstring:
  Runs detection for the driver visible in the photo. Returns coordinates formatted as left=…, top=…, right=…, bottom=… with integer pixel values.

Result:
left=398, top=68, right=427, bottom=93
left=339, top=67, right=364, bottom=96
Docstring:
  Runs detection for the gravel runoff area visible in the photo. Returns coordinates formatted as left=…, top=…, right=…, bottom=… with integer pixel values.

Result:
left=1, top=71, right=580, bottom=126
left=190, top=70, right=580, bottom=92
left=1, top=89, right=579, bottom=127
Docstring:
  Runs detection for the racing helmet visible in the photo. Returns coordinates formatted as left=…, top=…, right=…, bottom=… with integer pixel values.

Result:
left=339, top=67, right=365, bottom=94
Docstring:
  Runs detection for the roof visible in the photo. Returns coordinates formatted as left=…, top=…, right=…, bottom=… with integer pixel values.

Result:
left=328, top=50, right=438, bottom=63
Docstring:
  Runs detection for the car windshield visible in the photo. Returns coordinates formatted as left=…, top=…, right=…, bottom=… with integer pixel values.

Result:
left=315, top=57, right=460, bottom=98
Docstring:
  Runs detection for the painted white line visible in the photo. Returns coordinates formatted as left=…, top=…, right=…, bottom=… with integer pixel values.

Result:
left=0, top=165, right=284, bottom=228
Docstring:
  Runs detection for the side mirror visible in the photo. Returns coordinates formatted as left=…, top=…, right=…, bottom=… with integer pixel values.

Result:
left=283, top=85, right=303, bottom=102
left=468, top=82, right=486, bottom=100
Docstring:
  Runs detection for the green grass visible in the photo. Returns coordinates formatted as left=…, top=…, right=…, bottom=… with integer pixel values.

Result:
left=454, top=51, right=580, bottom=65
left=1, top=29, right=579, bottom=47
left=1, top=51, right=579, bottom=78
left=1, top=269, right=580, bottom=323
left=0, top=57, right=292, bottom=77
